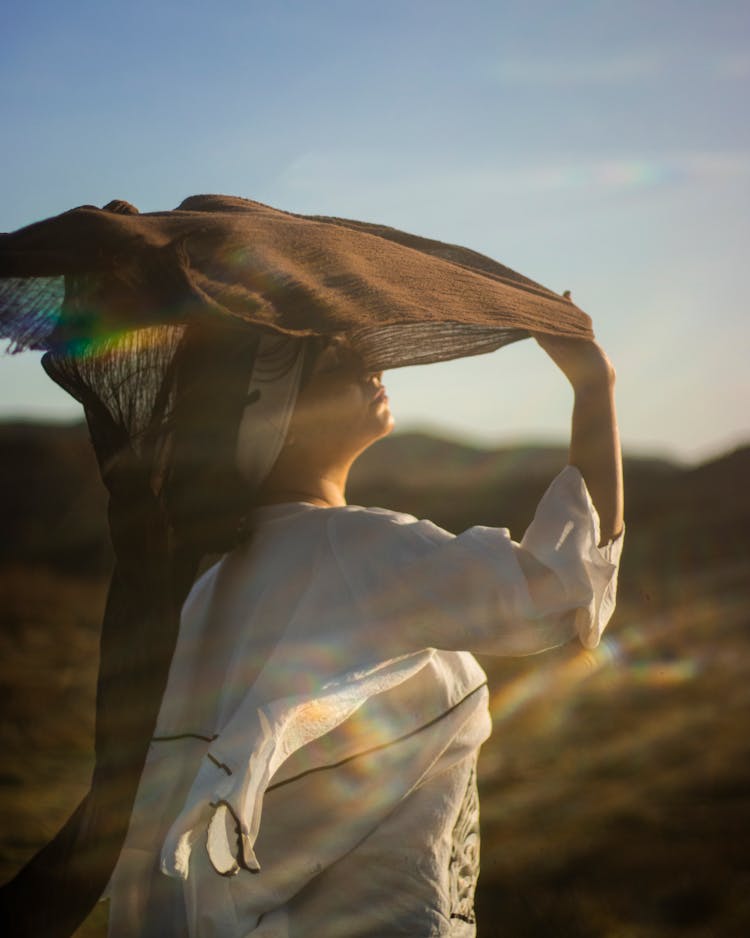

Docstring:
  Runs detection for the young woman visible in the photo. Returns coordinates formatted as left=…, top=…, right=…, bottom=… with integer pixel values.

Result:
left=106, top=331, right=623, bottom=937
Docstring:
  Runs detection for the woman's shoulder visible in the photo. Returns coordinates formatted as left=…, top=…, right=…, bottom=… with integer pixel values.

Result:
left=320, top=505, right=451, bottom=601
left=330, top=503, right=419, bottom=524
left=328, top=502, right=445, bottom=532
left=325, top=503, right=455, bottom=563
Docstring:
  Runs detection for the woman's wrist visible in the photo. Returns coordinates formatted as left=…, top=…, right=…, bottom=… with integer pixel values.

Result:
left=564, top=342, right=616, bottom=394
left=534, top=334, right=615, bottom=392
left=570, top=361, right=616, bottom=396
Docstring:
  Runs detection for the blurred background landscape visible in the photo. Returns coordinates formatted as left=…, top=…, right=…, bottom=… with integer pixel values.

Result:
left=3, top=1, right=749, bottom=934
left=1, top=422, right=748, bottom=936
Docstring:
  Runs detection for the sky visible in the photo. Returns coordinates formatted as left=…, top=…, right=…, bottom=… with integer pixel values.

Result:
left=1, top=0, right=748, bottom=463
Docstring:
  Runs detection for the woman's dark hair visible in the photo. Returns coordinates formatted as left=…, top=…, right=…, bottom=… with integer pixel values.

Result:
left=164, top=329, right=333, bottom=554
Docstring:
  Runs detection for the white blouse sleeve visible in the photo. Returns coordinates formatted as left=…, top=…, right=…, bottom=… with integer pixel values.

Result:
left=330, top=465, right=623, bottom=657
left=519, top=464, right=623, bottom=649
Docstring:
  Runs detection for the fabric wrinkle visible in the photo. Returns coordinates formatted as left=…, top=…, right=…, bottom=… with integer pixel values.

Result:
left=106, top=466, right=623, bottom=937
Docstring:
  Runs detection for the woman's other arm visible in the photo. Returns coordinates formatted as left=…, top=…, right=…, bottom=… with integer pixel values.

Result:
left=534, top=334, right=624, bottom=545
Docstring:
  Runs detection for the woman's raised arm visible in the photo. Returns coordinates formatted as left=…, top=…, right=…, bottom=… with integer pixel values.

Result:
left=534, top=334, right=624, bottom=546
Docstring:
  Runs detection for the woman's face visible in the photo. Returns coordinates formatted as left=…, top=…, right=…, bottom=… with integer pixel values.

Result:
left=286, top=339, right=394, bottom=463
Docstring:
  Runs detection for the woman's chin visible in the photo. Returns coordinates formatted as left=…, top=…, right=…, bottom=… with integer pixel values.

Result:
left=379, top=410, right=396, bottom=438
left=357, top=414, right=394, bottom=455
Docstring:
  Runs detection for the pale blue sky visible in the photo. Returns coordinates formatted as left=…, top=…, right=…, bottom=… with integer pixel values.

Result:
left=2, top=0, right=748, bottom=461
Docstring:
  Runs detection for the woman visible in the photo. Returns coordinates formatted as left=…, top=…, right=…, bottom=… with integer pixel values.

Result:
left=106, top=329, right=623, bottom=937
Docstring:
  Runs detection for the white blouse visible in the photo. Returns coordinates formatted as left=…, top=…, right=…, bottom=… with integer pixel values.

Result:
left=107, top=466, right=623, bottom=938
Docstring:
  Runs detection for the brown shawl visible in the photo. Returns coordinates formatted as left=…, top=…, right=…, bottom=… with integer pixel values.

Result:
left=0, top=193, right=591, bottom=361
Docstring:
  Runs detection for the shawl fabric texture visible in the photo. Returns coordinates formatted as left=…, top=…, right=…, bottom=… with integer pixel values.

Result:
left=107, top=466, right=623, bottom=937
left=0, top=194, right=592, bottom=365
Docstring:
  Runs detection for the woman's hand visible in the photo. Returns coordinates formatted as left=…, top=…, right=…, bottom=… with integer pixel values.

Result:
left=533, top=332, right=623, bottom=545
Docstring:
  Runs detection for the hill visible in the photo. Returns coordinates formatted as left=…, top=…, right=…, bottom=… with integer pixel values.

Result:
left=1, top=423, right=749, bottom=936
left=3, top=421, right=747, bottom=591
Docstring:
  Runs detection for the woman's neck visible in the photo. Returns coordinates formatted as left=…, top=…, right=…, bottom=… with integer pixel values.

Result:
left=257, top=465, right=351, bottom=508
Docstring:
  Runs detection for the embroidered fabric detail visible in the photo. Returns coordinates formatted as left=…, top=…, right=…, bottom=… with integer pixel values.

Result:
left=449, top=762, right=480, bottom=925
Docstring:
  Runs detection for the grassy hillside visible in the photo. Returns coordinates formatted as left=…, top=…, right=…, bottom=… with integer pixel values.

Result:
left=1, top=423, right=748, bottom=936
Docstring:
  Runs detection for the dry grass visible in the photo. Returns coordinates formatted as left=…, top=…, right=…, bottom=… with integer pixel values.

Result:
left=0, top=567, right=107, bottom=936
left=1, top=561, right=748, bottom=936
left=474, top=562, right=750, bottom=936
